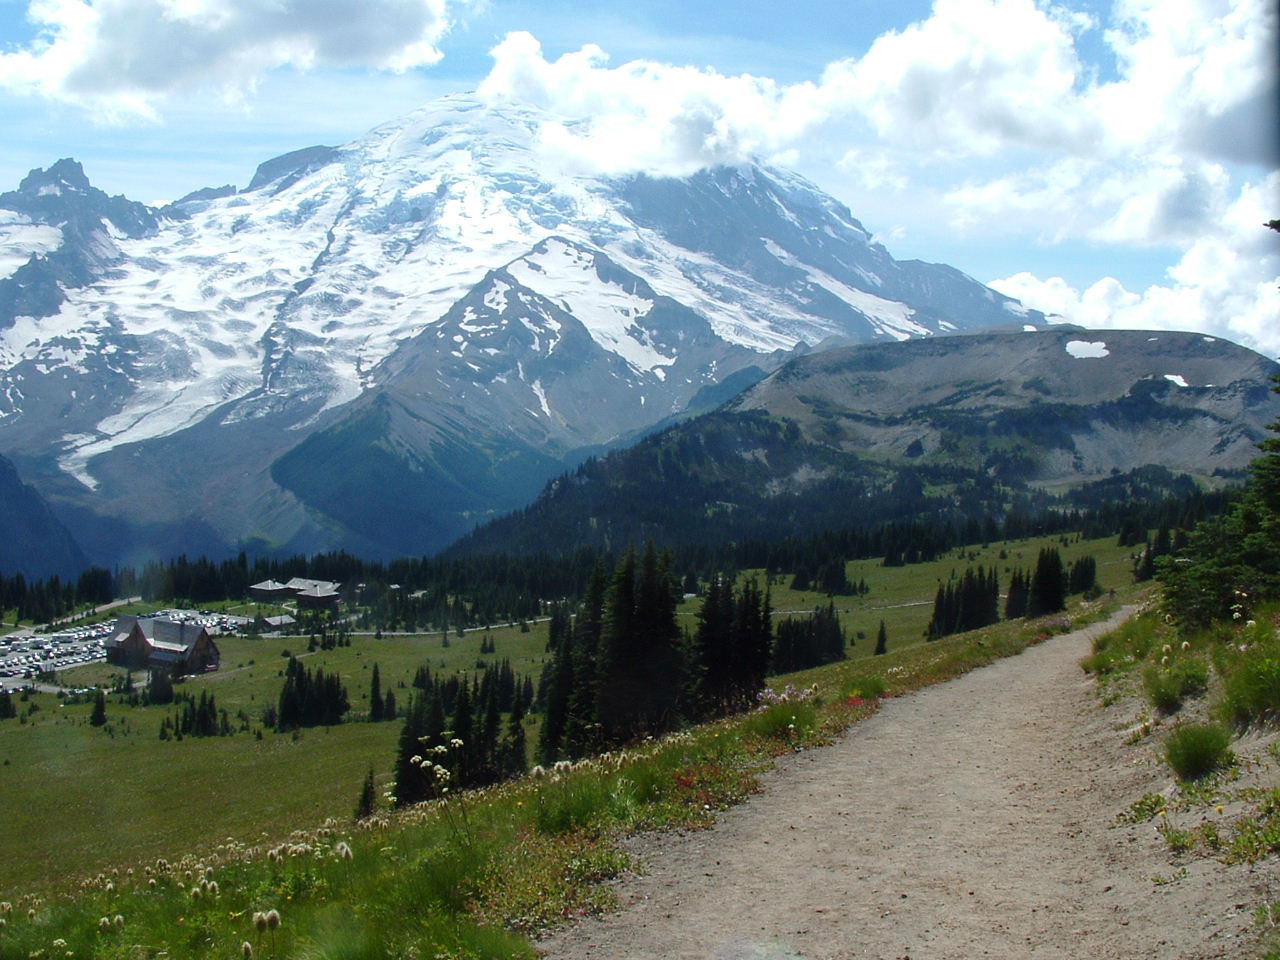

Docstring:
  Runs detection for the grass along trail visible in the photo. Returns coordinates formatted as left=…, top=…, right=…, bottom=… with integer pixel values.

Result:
left=537, top=607, right=1270, bottom=960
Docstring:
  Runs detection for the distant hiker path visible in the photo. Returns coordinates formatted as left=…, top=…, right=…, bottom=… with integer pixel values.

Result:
left=538, top=608, right=1270, bottom=959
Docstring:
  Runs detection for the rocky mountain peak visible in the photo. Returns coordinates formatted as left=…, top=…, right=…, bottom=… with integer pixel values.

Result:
left=17, top=158, right=93, bottom=196
left=0, top=94, right=1073, bottom=565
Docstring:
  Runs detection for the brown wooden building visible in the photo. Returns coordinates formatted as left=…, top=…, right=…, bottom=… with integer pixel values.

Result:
left=105, top=616, right=221, bottom=676
left=248, top=577, right=342, bottom=611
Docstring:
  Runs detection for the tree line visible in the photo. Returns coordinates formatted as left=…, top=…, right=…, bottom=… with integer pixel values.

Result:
left=926, top=548, right=1099, bottom=641
left=266, top=657, right=350, bottom=731
left=0, top=468, right=1227, bottom=637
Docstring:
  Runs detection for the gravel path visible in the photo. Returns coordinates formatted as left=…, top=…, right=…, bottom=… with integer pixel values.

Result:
left=537, top=608, right=1277, bottom=959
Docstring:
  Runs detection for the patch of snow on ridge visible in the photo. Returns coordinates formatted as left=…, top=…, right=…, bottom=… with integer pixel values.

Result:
left=1065, top=340, right=1109, bottom=359
left=1165, top=374, right=1189, bottom=387
left=483, top=279, right=510, bottom=314
left=531, top=379, right=551, bottom=417
left=760, top=239, right=923, bottom=340
left=507, top=239, right=673, bottom=372
left=0, top=213, right=62, bottom=280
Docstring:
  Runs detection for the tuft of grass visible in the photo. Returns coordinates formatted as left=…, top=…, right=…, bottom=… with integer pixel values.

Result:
left=740, top=699, right=819, bottom=747
left=1116, top=792, right=1167, bottom=823
left=1226, top=788, right=1280, bottom=864
left=1142, top=657, right=1209, bottom=713
left=1158, top=820, right=1195, bottom=852
left=1216, top=642, right=1280, bottom=727
left=1164, top=722, right=1234, bottom=781
left=1081, top=610, right=1166, bottom=677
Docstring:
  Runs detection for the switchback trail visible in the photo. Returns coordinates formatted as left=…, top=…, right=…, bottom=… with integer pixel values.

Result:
left=538, top=608, right=1274, bottom=959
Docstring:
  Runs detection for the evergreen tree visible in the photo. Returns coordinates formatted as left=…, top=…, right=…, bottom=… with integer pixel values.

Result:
left=450, top=682, right=475, bottom=787
left=563, top=564, right=606, bottom=758
left=1134, top=539, right=1156, bottom=582
left=369, top=663, right=384, bottom=722
left=0, top=690, right=15, bottom=719
left=874, top=620, right=887, bottom=656
left=1026, top=548, right=1067, bottom=617
left=596, top=543, right=681, bottom=744
left=354, top=768, right=377, bottom=820
left=1067, top=556, right=1097, bottom=594
left=478, top=685, right=502, bottom=784
left=1004, top=569, right=1029, bottom=619
left=595, top=547, right=637, bottom=741
left=537, top=610, right=575, bottom=764
left=634, top=541, right=682, bottom=733
left=734, top=578, right=773, bottom=709
left=772, top=602, right=845, bottom=672
left=691, top=572, right=737, bottom=719
left=392, top=695, right=429, bottom=807
left=1160, top=374, right=1280, bottom=624
left=393, top=691, right=446, bottom=807
left=926, top=566, right=1000, bottom=639
left=500, top=698, right=528, bottom=779
left=90, top=688, right=107, bottom=727
left=926, top=584, right=949, bottom=640
left=147, top=668, right=175, bottom=706
left=383, top=689, right=397, bottom=720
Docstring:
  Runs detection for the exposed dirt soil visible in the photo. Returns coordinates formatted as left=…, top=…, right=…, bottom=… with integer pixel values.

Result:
left=537, top=608, right=1279, bottom=959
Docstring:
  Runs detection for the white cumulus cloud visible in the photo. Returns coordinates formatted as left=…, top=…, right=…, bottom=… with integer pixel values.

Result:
left=478, top=31, right=821, bottom=177
left=991, top=173, right=1280, bottom=358
left=0, top=0, right=467, bottom=118
left=475, top=1, right=1276, bottom=355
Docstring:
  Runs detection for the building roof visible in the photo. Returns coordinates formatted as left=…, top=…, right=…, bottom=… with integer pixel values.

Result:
left=249, top=579, right=292, bottom=592
left=284, top=577, right=341, bottom=594
left=106, top=615, right=209, bottom=654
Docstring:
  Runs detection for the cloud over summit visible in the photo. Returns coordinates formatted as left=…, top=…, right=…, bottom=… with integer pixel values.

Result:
left=0, top=0, right=465, bottom=117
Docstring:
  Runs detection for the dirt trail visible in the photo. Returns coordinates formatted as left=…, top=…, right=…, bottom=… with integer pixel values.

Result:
left=538, top=608, right=1276, bottom=959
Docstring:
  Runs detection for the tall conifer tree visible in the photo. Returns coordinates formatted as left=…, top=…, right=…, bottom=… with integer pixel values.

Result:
left=369, top=663, right=384, bottom=722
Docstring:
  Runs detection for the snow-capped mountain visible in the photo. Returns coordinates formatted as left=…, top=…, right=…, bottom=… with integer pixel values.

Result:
left=0, top=94, right=1050, bottom=564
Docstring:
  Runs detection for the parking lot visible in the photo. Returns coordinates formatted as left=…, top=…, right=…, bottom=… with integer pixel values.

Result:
left=0, top=609, right=250, bottom=692
left=0, top=622, right=112, bottom=690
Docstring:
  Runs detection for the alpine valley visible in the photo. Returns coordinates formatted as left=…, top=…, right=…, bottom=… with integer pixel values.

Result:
left=0, top=93, right=1274, bottom=572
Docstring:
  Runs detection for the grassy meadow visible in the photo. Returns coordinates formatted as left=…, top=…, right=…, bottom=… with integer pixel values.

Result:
left=0, top=532, right=1140, bottom=902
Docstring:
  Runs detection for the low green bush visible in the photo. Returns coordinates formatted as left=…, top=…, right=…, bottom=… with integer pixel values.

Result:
left=1164, top=722, right=1233, bottom=780
left=1142, top=657, right=1209, bottom=713
left=740, top=699, right=818, bottom=744
left=1081, top=612, right=1165, bottom=676
left=1218, top=647, right=1280, bottom=727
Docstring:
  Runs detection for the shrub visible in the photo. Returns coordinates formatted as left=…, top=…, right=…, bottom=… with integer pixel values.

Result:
left=741, top=699, right=818, bottom=745
left=1164, top=723, right=1233, bottom=780
left=1218, top=650, right=1280, bottom=727
left=1082, top=613, right=1163, bottom=675
left=840, top=675, right=886, bottom=700
left=1142, top=657, right=1209, bottom=713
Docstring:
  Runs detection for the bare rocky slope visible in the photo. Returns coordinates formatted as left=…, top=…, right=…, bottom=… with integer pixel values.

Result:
left=537, top=607, right=1278, bottom=960
left=450, top=328, right=1280, bottom=558
left=0, top=95, right=1050, bottom=567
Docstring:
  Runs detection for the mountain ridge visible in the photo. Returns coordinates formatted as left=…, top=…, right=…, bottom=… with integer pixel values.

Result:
left=447, top=328, right=1280, bottom=558
left=0, top=93, right=1089, bottom=567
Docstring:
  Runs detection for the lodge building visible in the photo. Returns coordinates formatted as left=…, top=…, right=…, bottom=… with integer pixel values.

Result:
left=248, top=577, right=342, bottom=611
left=104, top=615, right=221, bottom=676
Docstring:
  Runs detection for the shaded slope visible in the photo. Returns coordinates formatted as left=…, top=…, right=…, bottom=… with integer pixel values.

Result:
left=0, top=451, right=86, bottom=577
left=447, top=329, right=1280, bottom=557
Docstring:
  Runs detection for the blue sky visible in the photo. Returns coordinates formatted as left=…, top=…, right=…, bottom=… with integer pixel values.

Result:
left=1, top=0, right=1276, bottom=355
